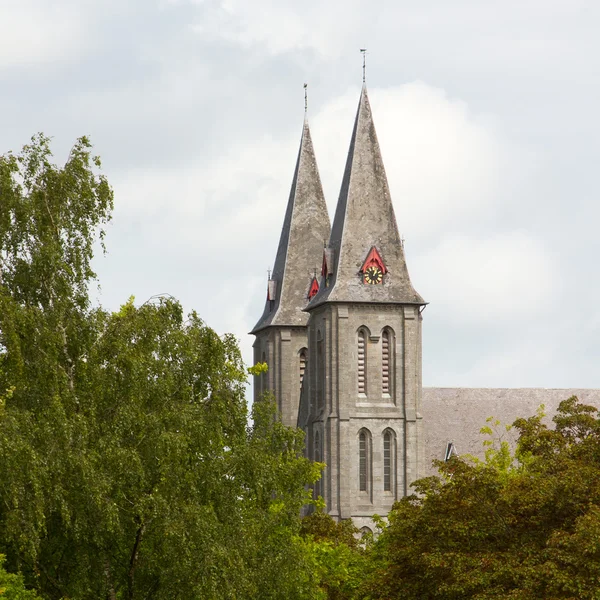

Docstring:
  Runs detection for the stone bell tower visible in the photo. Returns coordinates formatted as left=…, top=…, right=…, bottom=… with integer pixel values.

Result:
left=298, top=87, right=426, bottom=530
left=251, top=116, right=331, bottom=427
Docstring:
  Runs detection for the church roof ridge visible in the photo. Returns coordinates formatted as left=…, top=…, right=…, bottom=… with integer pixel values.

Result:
left=251, top=117, right=331, bottom=333
left=307, top=86, right=424, bottom=309
left=424, top=386, right=600, bottom=392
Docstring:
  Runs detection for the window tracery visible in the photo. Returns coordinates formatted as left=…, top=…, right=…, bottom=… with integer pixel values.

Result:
left=383, top=429, right=396, bottom=493
left=359, top=429, right=372, bottom=493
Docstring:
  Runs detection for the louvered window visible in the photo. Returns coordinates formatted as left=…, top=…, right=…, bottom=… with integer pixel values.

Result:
left=299, top=350, right=307, bottom=388
left=359, top=431, right=367, bottom=491
left=382, top=330, right=390, bottom=394
left=384, top=431, right=392, bottom=492
left=358, top=330, right=366, bottom=394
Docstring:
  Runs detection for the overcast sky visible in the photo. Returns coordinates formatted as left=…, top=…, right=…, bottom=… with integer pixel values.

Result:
left=2, top=0, right=600, bottom=391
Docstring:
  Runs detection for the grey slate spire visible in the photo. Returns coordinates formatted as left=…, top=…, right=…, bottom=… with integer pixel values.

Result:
left=308, top=86, right=425, bottom=307
left=251, top=118, right=331, bottom=333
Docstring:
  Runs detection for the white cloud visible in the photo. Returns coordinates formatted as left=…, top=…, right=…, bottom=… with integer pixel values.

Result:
left=414, top=232, right=557, bottom=326
left=312, top=83, right=507, bottom=243
left=462, top=337, right=561, bottom=387
left=110, top=132, right=298, bottom=252
left=188, top=0, right=361, bottom=58
left=0, top=1, right=87, bottom=69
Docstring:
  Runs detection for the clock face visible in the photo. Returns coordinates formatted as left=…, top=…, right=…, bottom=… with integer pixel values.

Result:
left=364, top=265, right=383, bottom=285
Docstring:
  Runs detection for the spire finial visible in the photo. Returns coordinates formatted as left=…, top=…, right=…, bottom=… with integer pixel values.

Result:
left=360, top=48, right=367, bottom=84
left=267, top=267, right=272, bottom=280
left=304, top=83, right=308, bottom=113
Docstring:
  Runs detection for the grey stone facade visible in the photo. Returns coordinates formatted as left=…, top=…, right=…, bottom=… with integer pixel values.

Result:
left=253, top=327, right=309, bottom=427
left=298, top=303, right=423, bottom=531
left=251, top=87, right=600, bottom=528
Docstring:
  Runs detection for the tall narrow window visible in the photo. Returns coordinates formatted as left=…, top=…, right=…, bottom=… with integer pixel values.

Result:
left=317, top=333, right=324, bottom=409
left=299, top=349, right=307, bottom=388
left=382, top=330, right=390, bottom=395
left=314, top=431, right=321, bottom=498
left=358, top=330, right=366, bottom=394
left=383, top=431, right=392, bottom=492
left=359, top=431, right=368, bottom=492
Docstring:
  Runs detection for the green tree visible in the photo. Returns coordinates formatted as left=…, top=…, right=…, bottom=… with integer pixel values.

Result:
left=0, top=555, right=40, bottom=599
left=0, top=134, right=114, bottom=591
left=0, top=135, right=321, bottom=599
left=300, top=511, right=369, bottom=600
left=360, top=396, right=600, bottom=599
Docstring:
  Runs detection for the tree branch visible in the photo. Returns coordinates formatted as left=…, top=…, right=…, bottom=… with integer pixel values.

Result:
left=127, top=519, right=146, bottom=600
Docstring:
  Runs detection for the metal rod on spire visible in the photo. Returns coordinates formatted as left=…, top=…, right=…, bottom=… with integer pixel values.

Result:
left=360, top=48, right=367, bottom=84
left=267, top=267, right=271, bottom=280
left=304, top=83, right=308, bottom=113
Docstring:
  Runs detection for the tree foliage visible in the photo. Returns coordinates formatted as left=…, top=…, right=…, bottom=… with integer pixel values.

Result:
left=300, top=511, right=370, bottom=600
left=0, top=555, right=40, bottom=599
left=361, top=396, right=600, bottom=599
left=0, top=135, right=320, bottom=599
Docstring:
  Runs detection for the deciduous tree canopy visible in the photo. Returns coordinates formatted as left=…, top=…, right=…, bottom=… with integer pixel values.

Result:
left=361, top=397, right=600, bottom=600
left=0, top=136, right=319, bottom=599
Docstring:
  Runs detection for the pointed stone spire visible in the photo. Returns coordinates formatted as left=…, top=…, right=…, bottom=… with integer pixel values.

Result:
left=251, top=118, right=331, bottom=333
left=308, top=87, right=424, bottom=307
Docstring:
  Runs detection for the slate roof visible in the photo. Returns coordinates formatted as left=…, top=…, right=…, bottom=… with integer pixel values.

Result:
left=307, top=87, right=424, bottom=309
left=422, top=387, right=600, bottom=475
left=251, top=118, right=331, bottom=333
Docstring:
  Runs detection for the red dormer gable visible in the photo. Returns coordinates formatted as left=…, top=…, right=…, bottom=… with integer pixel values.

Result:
left=360, top=246, right=387, bottom=274
left=307, top=277, right=319, bottom=300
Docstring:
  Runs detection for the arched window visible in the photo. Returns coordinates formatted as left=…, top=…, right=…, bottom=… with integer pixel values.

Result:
left=359, top=429, right=371, bottom=493
left=383, top=429, right=396, bottom=493
left=317, top=331, right=324, bottom=410
left=358, top=329, right=367, bottom=394
left=314, top=431, right=321, bottom=498
left=382, top=329, right=390, bottom=395
left=299, top=349, right=307, bottom=388
left=360, top=526, right=372, bottom=538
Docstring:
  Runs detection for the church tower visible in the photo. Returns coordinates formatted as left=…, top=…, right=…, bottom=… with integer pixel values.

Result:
left=298, top=87, right=426, bottom=530
left=251, top=117, right=331, bottom=427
